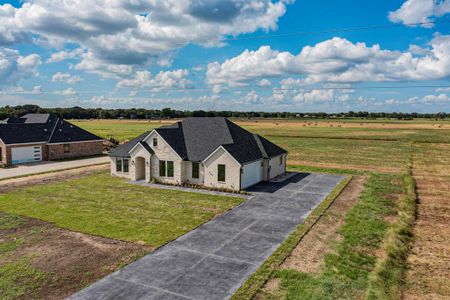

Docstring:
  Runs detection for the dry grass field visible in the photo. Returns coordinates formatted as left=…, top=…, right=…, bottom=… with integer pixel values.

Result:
left=72, top=117, right=450, bottom=299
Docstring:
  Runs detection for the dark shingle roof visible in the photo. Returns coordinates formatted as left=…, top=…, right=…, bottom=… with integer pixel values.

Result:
left=110, top=131, right=151, bottom=157
left=0, top=114, right=102, bottom=145
left=257, top=135, right=287, bottom=158
left=179, top=118, right=232, bottom=162
left=109, top=118, right=287, bottom=163
left=0, top=123, right=53, bottom=144
left=1, top=113, right=57, bottom=124
left=20, top=113, right=55, bottom=124
left=155, top=122, right=187, bottom=159
left=48, top=120, right=102, bottom=143
left=138, top=141, right=155, bottom=155
left=222, top=119, right=267, bottom=163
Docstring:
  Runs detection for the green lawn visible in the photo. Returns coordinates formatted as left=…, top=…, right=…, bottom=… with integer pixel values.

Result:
left=0, top=172, right=243, bottom=247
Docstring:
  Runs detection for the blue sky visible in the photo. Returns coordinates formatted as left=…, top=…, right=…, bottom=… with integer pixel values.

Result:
left=0, top=0, right=449, bottom=112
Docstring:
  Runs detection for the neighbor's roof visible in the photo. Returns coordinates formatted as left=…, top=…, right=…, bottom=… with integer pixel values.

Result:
left=0, top=123, right=53, bottom=144
left=1, top=113, right=57, bottom=124
left=110, top=131, right=151, bottom=157
left=0, top=114, right=102, bottom=145
left=111, top=117, right=287, bottom=164
left=48, top=119, right=103, bottom=143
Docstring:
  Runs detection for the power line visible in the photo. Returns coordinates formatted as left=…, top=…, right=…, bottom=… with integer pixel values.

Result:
left=2, top=85, right=449, bottom=95
left=184, top=19, right=450, bottom=45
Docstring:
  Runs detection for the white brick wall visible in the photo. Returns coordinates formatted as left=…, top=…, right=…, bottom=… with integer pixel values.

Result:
left=203, top=147, right=241, bottom=191
left=269, top=154, right=286, bottom=179
left=145, top=131, right=183, bottom=184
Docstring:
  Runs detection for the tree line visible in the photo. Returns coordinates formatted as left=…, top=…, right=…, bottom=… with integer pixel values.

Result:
left=0, top=105, right=448, bottom=120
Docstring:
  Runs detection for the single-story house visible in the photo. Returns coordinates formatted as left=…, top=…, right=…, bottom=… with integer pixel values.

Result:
left=110, top=117, right=287, bottom=191
left=0, top=113, right=103, bottom=165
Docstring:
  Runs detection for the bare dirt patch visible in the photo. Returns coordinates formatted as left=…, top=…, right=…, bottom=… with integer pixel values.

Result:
left=280, top=176, right=366, bottom=273
left=403, top=151, right=450, bottom=299
left=0, top=213, right=151, bottom=300
left=0, top=164, right=109, bottom=193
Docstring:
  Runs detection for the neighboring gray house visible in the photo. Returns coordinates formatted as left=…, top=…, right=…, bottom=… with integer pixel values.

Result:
left=110, top=117, right=287, bottom=191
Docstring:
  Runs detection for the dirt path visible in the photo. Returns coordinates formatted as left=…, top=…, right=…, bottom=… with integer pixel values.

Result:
left=0, top=164, right=109, bottom=193
left=403, top=145, right=450, bottom=299
left=280, top=176, right=365, bottom=273
left=259, top=176, right=365, bottom=295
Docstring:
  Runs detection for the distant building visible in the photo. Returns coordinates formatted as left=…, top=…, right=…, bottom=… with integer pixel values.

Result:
left=0, top=114, right=103, bottom=165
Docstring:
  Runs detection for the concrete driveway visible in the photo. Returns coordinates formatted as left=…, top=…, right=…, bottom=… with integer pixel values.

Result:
left=0, top=156, right=109, bottom=180
left=69, top=172, right=344, bottom=300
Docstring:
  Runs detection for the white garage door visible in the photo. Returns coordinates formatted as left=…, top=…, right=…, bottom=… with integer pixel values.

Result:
left=11, top=146, right=42, bottom=164
left=241, top=160, right=262, bottom=189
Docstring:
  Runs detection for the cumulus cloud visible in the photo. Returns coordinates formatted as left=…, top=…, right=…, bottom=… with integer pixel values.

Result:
left=388, top=0, right=450, bottom=27
left=0, top=47, right=41, bottom=86
left=46, top=48, right=84, bottom=63
left=294, top=89, right=334, bottom=103
left=55, top=87, right=77, bottom=96
left=212, top=84, right=223, bottom=94
left=51, top=72, right=82, bottom=84
left=32, top=85, right=42, bottom=94
left=117, top=69, right=191, bottom=91
left=207, top=35, right=450, bottom=86
left=258, top=78, right=272, bottom=86
left=421, top=93, right=450, bottom=103
left=0, top=0, right=291, bottom=77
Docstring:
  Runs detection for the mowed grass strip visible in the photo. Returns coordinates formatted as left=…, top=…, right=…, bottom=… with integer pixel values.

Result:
left=256, top=173, right=402, bottom=300
left=0, top=172, right=243, bottom=247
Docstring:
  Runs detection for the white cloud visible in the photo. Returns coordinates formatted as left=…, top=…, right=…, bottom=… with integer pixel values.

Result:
left=74, top=50, right=133, bottom=79
left=436, top=87, right=450, bottom=92
left=212, top=84, right=222, bottom=95
left=244, top=90, right=263, bottom=104
left=258, top=78, right=272, bottom=86
left=294, top=89, right=335, bottom=103
left=46, top=48, right=84, bottom=63
left=51, top=72, right=82, bottom=84
left=0, top=0, right=291, bottom=77
left=207, top=35, right=450, bottom=86
left=0, top=47, right=41, bottom=86
left=388, top=0, right=450, bottom=27
left=32, top=85, right=42, bottom=94
left=117, top=69, right=190, bottom=91
left=55, top=87, right=77, bottom=96
left=421, top=93, right=450, bottom=103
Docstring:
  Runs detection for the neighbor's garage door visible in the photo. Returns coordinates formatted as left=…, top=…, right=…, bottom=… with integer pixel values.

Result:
left=11, top=146, right=42, bottom=164
left=241, top=160, right=262, bottom=189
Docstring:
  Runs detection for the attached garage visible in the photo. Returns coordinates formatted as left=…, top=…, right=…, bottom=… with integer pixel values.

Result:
left=11, top=146, right=42, bottom=164
left=241, top=159, right=263, bottom=189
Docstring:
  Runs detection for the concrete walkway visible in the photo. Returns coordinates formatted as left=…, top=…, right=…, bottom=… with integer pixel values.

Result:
left=129, top=180, right=252, bottom=199
left=0, top=156, right=109, bottom=180
left=69, top=172, right=344, bottom=300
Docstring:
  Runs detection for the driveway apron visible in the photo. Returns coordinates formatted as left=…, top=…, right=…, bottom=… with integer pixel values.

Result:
left=69, top=172, right=345, bottom=300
